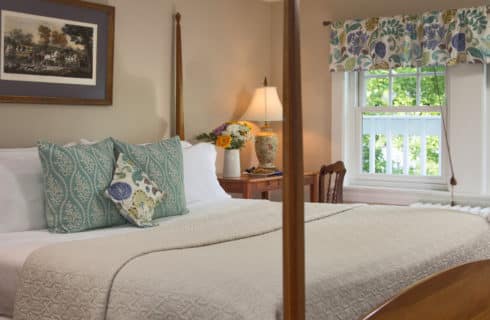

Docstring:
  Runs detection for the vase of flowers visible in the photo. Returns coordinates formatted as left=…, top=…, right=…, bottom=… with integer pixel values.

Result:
left=197, top=121, right=252, bottom=178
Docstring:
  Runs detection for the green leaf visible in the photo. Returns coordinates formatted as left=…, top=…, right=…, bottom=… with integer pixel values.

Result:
left=344, top=57, right=357, bottom=71
left=347, top=23, right=361, bottom=33
left=467, top=47, right=484, bottom=60
left=390, top=54, right=401, bottom=64
left=380, top=19, right=404, bottom=37
left=196, top=132, right=216, bottom=142
left=458, top=8, right=487, bottom=33
left=423, top=15, right=436, bottom=24
left=358, top=55, right=371, bottom=68
left=431, top=50, right=450, bottom=64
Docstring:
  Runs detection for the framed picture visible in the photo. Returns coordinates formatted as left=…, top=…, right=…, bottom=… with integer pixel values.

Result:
left=0, top=0, right=114, bottom=105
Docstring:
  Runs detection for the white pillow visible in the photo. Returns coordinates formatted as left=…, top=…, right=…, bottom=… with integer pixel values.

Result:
left=0, top=141, right=78, bottom=233
left=181, top=140, right=193, bottom=149
left=183, top=143, right=230, bottom=204
left=0, top=147, right=46, bottom=232
left=79, top=138, right=97, bottom=145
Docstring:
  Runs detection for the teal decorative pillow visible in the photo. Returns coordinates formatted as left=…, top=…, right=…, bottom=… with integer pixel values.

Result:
left=105, top=153, right=165, bottom=227
left=112, top=137, right=188, bottom=218
left=38, top=139, right=126, bottom=233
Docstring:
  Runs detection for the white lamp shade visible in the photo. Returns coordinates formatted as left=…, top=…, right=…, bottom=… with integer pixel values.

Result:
left=242, top=86, right=283, bottom=122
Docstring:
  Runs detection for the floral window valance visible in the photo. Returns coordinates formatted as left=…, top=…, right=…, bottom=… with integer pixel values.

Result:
left=329, top=6, right=490, bottom=72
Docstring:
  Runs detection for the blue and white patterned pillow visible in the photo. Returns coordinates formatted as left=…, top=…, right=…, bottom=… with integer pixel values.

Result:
left=105, top=153, right=165, bottom=227
left=38, top=139, right=126, bottom=233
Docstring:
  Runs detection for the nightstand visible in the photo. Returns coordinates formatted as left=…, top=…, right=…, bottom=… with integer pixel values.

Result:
left=218, top=172, right=319, bottom=202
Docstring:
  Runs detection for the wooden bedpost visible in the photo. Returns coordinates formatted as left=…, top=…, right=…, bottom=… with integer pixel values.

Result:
left=282, top=0, right=305, bottom=319
left=175, top=12, right=185, bottom=140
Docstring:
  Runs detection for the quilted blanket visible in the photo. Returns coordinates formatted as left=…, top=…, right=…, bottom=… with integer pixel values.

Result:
left=13, top=200, right=490, bottom=320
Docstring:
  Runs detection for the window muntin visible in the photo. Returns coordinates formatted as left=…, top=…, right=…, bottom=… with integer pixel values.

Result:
left=359, top=67, right=446, bottom=178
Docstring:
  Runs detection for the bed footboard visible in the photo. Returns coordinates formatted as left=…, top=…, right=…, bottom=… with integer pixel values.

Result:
left=363, top=259, right=490, bottom=320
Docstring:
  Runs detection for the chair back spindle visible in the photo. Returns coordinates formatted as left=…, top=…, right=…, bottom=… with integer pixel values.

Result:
left=319, top=161, right=346, bottom=203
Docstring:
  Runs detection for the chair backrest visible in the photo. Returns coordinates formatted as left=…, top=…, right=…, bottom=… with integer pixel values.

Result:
left=319, top=161, right=346, bottom=203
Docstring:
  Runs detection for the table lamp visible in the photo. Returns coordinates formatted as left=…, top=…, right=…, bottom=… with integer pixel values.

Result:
left=242, top=77, right=283, bottom=170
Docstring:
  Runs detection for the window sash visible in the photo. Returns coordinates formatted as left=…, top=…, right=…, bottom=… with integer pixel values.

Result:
left=353, top=68, right=448, bottom=185
left=362, top=106, right=444, bottom=113
left=359, top=68, right=446, bottom=109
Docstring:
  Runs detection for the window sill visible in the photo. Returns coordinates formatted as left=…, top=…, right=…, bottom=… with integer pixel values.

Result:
left=350, top=173, right=448, bottom=190
left=345, top=185, right=490, bottom=207
left=344, top=185, right=451, bottom=206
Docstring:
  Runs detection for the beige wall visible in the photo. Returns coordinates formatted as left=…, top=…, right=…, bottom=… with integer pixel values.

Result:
left=0, top=0, right=272, bottom=174
left=177, top=0, right=271, bottom=171
left=271, top=0, right=332, bottom=172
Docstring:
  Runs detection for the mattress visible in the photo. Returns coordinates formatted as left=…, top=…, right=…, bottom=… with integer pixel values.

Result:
left=0, top=199, right=231, bottom=318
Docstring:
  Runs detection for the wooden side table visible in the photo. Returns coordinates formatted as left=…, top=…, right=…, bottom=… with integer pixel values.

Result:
left=218, top=172, right=319, bottom=202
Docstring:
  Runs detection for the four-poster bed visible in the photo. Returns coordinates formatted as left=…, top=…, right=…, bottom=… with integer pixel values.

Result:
left=174, top=2, right=490, bottom=320
left=175, top=12, right=185, bottom=141
left=1, top=2, right=489, bottom=320
left=282, top=0, right=306, bottom=319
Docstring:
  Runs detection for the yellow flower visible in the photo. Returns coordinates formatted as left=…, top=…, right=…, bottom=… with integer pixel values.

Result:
left=447, top=58, right=457, bottom=66
left=133, top=190, right=155, bottom=209
left=216, top=135, right=232, bottom=148
left=373, top=61, right=390, bottom=70
left=442, top=10, right=456, bottom=24
left=339, top=32, right=346, bottom=46
left=456, top=53, right=467, bottom=64
left=365, top=18, right=379, bottom=32
left=239, top=121, right=252, bottom=131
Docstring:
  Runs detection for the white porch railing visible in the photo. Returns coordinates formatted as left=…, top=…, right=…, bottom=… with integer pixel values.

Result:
left=362, top=116, right=442, bottom=176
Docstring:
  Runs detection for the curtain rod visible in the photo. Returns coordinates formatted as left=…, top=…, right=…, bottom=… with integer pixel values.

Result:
left=323, top=7, right=490, bottom=27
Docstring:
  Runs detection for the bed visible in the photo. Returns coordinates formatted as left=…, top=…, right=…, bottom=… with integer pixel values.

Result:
left=2, top=199, right=489, bottom=320
left=1, top=2, right=490, bottom=320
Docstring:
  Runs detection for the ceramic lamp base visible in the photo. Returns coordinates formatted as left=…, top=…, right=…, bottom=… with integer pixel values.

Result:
left=255, top=128, right=278, bottom=169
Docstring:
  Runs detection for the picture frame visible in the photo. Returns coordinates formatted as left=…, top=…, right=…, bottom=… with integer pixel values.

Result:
left=0, top=0, right=115, bottom=105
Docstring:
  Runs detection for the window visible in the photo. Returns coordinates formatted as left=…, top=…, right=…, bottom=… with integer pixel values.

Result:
left=355, top=67, right=447, bottom=185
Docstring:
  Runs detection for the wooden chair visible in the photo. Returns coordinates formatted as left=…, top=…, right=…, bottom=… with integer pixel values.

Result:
left=319, top=161, right=346, bottom=203
left=363, top=260, right=490, bottom=320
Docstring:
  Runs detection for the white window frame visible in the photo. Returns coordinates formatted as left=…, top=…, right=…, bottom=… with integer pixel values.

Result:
left=347, top=68, right=450, bottom=191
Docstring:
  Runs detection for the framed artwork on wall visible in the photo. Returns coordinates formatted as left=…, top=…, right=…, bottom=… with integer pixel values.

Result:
left=0, top=0, right=114, bottom=105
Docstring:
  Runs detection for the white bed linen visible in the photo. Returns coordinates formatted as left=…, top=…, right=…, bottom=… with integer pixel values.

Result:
left=0, top=199, right=234, bottom=318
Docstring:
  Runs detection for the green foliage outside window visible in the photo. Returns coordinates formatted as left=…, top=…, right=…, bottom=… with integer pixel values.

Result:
left=365, top=70, right=445, bottom=108
left=362, top=67, right=444, bottom=176
left=362, top=134, right=440, bottom=176
left=392, top=77, right=416, bottom=106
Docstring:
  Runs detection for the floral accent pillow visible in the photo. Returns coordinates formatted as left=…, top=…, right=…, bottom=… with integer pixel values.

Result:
left=105, top=153, right=165, bottom=227
left=112, top=137, right=188, bottom=219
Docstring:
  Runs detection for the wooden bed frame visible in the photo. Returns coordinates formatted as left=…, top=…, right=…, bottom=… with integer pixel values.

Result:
left=173, top=4, right=490, bottom=319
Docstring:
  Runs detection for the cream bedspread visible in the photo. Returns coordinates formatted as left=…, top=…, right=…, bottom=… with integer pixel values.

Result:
left=13, top=200, right=490, bottom=320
